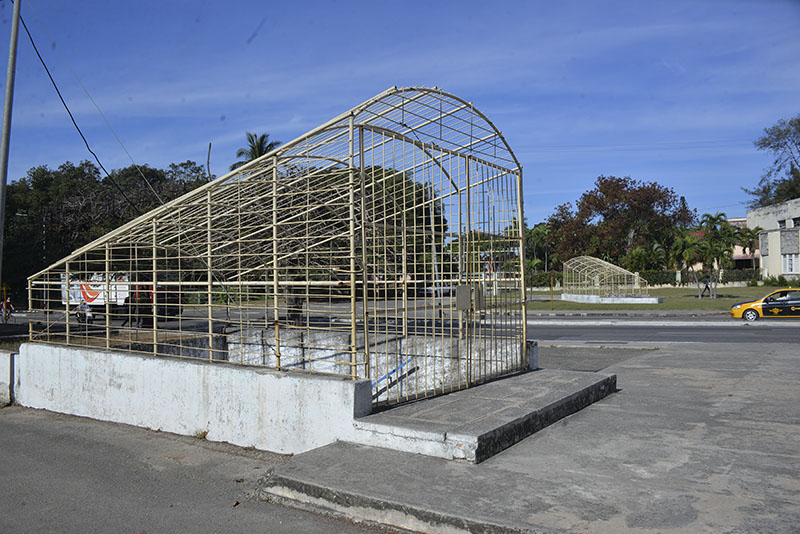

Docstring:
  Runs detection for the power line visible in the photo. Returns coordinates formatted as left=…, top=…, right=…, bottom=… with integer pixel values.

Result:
left=17, top=9, right=141, bottom=214
left=22, top=0, right=166, bottom=208
left=20, top=2, right=241, bottom=305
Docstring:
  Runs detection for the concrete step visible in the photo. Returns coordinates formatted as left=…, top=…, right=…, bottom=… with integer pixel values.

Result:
left=259, top=369, right=617, bottom=533
left=258, top=443, right=534, bottom=534
left=349, top=368, right=617, bottom=463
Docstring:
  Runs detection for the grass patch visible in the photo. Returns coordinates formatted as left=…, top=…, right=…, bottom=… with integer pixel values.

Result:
left=528, top=286, right=781, bottom=312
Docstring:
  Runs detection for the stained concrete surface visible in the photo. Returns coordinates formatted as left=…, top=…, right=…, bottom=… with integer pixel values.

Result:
left=355, top=368, right=616, bottom=462
left=0, top=407, right=392, bottom=534
left=3, top=340, right=799, bottom=533
left=261, top=341, right=800, bottom=533
left=537, top=344, right=645, bottom=371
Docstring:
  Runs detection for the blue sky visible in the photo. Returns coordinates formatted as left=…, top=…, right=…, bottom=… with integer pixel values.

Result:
left=1, top=0, right=798, bottom=223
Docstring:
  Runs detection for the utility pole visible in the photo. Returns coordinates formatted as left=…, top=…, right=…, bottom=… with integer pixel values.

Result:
left=0, top=0, right=22, bottom=297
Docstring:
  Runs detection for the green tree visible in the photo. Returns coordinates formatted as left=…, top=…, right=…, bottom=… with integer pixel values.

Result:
left=525, top=222, right=552, bottom=272
left=744, top=114, right=800, bottom=207
left=3, top=160, right=209, bottom=304
left=230, top=132, right=281, bottom=171
left=737, top=226, right=763, bottom=271
left=167, top=160, right=213, bottom=189
left=669, top=228, right=704, bottom=297
left=621, top=242, right=666, bottom=272
left=3, top=161, right=104, bottom=303
left=698, top=213, right=738, bottom=298
left=547, top=176, right=695, bottom=268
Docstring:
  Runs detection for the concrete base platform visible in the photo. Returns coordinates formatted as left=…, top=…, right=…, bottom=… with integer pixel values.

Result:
left=259, top=444, right=535, bottom=534
left=350, top=369, right=616, bottom=463
left=260, top=369, right=617, bottom=532
left=561, top=293, right=663, bottom=304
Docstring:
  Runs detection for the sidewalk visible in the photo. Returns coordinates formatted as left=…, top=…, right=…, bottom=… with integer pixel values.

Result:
left=259, top=341, right=800, bottom=533
left=0, top=406, right=393, bottom=534
left=526, top=308, right=727, bottom=318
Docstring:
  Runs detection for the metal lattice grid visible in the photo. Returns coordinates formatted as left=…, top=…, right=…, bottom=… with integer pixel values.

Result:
left=28, top=86, right=527, bottom=406
left=562, top=256, right=648, bottom=297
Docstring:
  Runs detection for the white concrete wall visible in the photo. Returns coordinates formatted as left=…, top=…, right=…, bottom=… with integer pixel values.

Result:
left=561, top=293, right=662, bottom=304
left=14, top=343, right=373, bottom=455
left=227, top=328, right=524, bottom=404
left=0, top=350, right=12, bottom=406
left=747, top=197, right=800, bottom=230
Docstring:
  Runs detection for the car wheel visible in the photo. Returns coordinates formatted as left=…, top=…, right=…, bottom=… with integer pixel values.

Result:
left=743, top=309, right=759, bottom=322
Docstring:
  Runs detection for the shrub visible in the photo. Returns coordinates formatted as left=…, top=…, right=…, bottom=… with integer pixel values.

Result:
left=721, top=269, right=761, bottom=284
left=763, top=275, right=791, bottom=287
left=526, top=270, right=561, bottom=287
left=639, top=270, right=678, bottom=286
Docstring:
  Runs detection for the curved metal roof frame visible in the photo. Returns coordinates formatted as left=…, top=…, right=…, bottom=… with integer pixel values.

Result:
left=563, top=256, right=639, bottom=279
left=32, top=86, right=522, bottom=277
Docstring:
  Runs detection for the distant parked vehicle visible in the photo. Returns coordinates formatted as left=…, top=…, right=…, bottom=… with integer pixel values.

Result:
left=420, top=283, right=454, bottom=297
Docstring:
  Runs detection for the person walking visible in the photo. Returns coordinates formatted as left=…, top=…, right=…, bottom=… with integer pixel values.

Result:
left=701, top=276, right=711, bottom=297
left=75, top=300, right=94, bottom=324
left=1, top=297, right=15, bottom=323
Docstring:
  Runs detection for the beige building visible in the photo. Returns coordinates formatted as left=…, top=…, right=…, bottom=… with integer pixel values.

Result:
left=727, top=217, right=759, bottom=270
left=748, top=198, right=800, bottom=280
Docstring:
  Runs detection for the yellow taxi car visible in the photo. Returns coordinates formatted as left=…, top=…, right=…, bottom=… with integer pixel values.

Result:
left=730, top=288, right=800, bottom=321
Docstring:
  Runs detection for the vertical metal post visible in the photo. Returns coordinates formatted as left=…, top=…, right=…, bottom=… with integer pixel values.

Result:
left=458, top=155, right=464, bottom=341
left=65, top=262, right=71, bottom=344
left=0, top=0, right=21, bottom=297
left=348, top=115, right=357, bottom=379
left=27, top=277, right=32, bottom=340
left=358, top=126, right=370, bottom=377
left=151, top=220, right=158, bottom=355
left=515, top=168, right=528, bottom=363
left=272, top=157, right=281, bottom=369
left=105, top=243, right=111, bottom=350
left=464, top=156, right=472, bottom=384
left=206, top=190, right=213, bottom=360
left=399, top=136, right=408, bottom=341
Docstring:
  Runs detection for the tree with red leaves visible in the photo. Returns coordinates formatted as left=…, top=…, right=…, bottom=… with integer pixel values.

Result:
left=546, top=176, right=695, bottom=269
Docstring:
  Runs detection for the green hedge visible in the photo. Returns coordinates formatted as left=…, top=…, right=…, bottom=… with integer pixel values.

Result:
left=526, top=270, right=562, bottom=287
left=525, top=268, right=761, bottom=288
left=639, top=270, right=678, bottom=286
left=721, top=268, right=761, bottom=284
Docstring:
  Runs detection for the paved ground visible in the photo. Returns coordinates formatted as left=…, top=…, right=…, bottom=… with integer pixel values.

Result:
left=260, top=341, right=800, bottom=533
left=529, top=322, right=800, bottom=344
left=355, top=368, right=616, bottom=462
left=0, top=407, right=392, bottom=534
left=2, top=328, right=799, bottom=533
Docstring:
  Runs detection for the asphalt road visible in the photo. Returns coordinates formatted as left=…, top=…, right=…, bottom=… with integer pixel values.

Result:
left=528, top=320, right=800, bottom=344
left=0, top=407, right=391, bottom=534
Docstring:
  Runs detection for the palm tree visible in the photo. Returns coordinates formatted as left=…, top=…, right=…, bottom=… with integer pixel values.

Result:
left=738, top=226, right=763, bottom=271
left=230, top=132, right=281, bottom=171
left=622, top=242, right=666, bottom=272
left=699, top=212, right=738, bottom=298
left=670, top=228, right=703, bottom=297
left=527, top=223, right=551, bottom=271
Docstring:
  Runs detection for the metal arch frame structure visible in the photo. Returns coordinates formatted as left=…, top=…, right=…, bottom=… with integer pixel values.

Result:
left=27, top=86, right=528, bottom=406
left=562, top=256, right=648, bottom=297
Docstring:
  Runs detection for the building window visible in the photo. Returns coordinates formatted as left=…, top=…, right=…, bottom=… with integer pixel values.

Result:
left=793, top=217, right=800, bottom=228
left=778, top=220, right=787, bottom=229
left=784, top=253, right=800, bottom=274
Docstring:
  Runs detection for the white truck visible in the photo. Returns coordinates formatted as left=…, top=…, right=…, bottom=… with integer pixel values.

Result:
left=60, top=273, right=131, bottom=309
